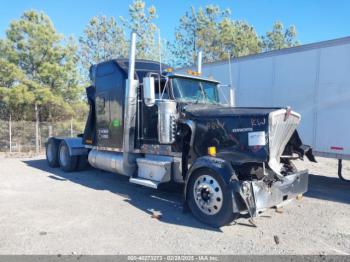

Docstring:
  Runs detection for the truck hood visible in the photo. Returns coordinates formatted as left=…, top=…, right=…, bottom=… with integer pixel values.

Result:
left=182, top=104, right=281, bottom=118
left=181, top=104, right=300, bottom=168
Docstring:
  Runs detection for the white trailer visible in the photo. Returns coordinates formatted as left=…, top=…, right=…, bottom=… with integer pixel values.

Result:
left=180, top=37, right=350, bottom=180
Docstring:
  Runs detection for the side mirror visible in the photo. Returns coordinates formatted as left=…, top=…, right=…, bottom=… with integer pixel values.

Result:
left=143, top=77, right=156, bottom=107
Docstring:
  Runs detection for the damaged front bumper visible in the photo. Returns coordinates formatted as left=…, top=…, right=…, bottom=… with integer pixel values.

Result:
left=239, top=170, right=309, bottom=217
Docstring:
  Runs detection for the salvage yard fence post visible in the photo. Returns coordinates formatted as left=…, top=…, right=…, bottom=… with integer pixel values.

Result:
left=35, top=103, right=39, bottom=155
left=70, top=117, right=73, bottom=137
left=9, top=114, right=12, bottom=153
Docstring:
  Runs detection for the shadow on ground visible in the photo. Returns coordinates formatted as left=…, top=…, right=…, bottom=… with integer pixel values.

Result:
left=23, top=159, right=221, bottom=232
left=22, top=159, right=350, bottom=231
left=305, top=173, right=350, bottom=204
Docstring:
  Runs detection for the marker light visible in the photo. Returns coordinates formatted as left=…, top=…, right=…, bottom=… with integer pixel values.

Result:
left=186, top=70, right=201, bottom=76
left=208, top=146, right=216, bottom=157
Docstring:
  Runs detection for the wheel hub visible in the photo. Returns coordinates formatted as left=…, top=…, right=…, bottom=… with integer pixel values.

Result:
left=193, top=175, right=223, bottom=215
left=200, top=187, right=211, bottom=202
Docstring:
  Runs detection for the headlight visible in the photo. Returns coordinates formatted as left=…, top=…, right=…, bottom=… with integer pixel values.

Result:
left=242, top=181, right=251, bottom=196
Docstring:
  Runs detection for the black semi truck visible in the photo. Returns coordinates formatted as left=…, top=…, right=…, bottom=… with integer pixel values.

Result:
left=46, top=33, right=315, bottom=227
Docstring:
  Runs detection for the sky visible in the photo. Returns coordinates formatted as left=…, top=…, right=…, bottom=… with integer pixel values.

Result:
left=0, top=0, right=349, bottom=45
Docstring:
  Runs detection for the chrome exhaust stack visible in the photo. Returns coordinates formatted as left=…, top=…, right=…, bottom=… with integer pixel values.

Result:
left=197, top=51, right=202, bottom=74
left=87, top=32, right=138, bottom=176
left=122, top=32, right=138, bottom=176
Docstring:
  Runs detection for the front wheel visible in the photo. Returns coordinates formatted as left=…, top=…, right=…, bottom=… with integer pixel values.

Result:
left=187, top=168, right=237, bottom=227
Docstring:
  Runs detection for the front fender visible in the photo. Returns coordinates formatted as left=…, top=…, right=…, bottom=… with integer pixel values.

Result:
left=185, top=156, right=235, bottom=185
left=183, top=156, right=246, bottom=213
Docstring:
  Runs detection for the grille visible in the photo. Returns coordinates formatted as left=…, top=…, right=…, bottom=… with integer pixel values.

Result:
left=268, top=109, right=301, bottom=174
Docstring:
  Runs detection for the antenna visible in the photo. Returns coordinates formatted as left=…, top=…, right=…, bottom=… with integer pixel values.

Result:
left=228, top=51, right=235, bottom=107
left=158, top=28, right=162, bottom=76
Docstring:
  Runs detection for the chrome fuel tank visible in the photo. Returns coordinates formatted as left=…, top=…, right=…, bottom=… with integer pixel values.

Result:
left=88, top=149, right=129, bottom=176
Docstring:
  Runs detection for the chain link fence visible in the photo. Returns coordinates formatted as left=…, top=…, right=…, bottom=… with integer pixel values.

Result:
left=0, top=119, right=85, bottom=154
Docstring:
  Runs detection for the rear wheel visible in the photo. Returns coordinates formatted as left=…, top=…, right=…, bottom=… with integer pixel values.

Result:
left=58, top=141, right=78, bottom=172
left=46, top=139, right=59, bottom=168
left=187, top=168, right=236, bottom=227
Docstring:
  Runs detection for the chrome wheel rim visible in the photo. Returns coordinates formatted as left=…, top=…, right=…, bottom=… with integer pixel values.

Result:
left=193, top=175, right=223, bottom=215
left=47, top=143, right=54, bottom=162
left=59, top=145, right=68, bottom=167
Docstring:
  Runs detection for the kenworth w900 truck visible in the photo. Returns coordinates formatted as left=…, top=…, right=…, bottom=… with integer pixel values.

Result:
left=46, top=33, right=315, bottom=227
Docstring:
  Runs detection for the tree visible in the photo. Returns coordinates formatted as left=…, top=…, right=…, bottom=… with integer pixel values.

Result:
left=173, top=5, right=261, bottom=67
left=173, top=6, right=224, bottom=66
left=0, top=84, right=34, bottom=121
left=79, top=1, right=167, bottom=77
left=0, top=10, right=84, bottom=122
left=0, top=57, right=25, bottom=88
left=261, top=21, right=299, bottom=51
left=79, top=15, right=128, bottom=78
left=219, top=19, right=261, bottom=59
left=120, top=0, right=159, bottom=60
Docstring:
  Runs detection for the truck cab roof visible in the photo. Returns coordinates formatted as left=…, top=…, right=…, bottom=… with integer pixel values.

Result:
left=89, top=59, right=169, bottom=82
left=90, top=59, right=220, bottom=85
left=166, top=72, right=220, bottom=84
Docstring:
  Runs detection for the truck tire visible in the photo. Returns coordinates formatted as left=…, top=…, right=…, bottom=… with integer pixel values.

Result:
left=187, top=168, right=236, bottom=228
left=58, top=140, right=78, bottom=172
left=46, top=139, right=59, bottom=168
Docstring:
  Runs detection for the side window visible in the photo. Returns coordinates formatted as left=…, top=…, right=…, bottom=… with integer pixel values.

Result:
left=156, top=79, right=170, bottom=99
left=203, top=82, right=219, bottom=102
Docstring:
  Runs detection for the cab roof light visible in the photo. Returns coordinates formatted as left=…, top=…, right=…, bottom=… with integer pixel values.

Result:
left=186, top=70, right=201, bottom=76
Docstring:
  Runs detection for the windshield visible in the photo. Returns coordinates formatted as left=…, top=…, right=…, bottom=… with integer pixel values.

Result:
left=171, top=77, right=220, bottom=104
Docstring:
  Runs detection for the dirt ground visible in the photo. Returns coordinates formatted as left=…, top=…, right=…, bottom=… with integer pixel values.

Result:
left=0, top=155, right=349, bottom=255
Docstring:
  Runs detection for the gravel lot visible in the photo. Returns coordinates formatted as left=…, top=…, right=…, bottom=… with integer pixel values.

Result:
left=0, top=155, right=349, bottom=255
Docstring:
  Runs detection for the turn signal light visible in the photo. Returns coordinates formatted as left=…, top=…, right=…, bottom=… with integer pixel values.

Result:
left=208, top=146, right=216, bottom=157
left=186, top=70, right=201, bottom=76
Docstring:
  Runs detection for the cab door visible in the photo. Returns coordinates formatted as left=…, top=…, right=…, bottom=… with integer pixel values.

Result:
left=94, top=61, right=125, bottom=149
left=95, top=92, right=111, bottom=147
left=141, top=78, right=170, bottom=144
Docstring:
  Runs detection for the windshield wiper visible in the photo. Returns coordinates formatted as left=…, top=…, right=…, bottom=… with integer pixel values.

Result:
left=199, top=83, right=206, bottom=99
left=193, top=83, right=206, bottom=104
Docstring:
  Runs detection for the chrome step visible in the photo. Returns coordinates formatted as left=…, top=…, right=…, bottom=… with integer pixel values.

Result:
left=129, top=177, right=159, bottom=189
